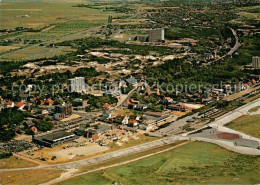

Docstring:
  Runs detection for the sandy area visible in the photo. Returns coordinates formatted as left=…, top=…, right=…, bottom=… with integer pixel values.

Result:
left=51, top=144, right=109, bottom=159
left=181, top=103, right=204, bottom=109
left=61, top=114, right=81, bottom=122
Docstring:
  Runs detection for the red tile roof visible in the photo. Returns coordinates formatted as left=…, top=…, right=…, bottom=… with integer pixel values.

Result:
left=45, top=98, right=53, bottom=104
left=102, top=103, right=110, bottom=108
left=129, top=119, right=137, bottom=124
left=15, top=102, right=24, bottom=107
left=146, top=91, right=152, bottom=95
left=125, top=100, right=131, bottom=105
left=5, top=101, right=13, bottom=105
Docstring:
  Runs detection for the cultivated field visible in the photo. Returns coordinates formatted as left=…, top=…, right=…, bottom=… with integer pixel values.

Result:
left=0, top=0, right=130, bottom=60
left=59, top=142, right=260, bottom=184
left=226, top=114, right=260, bottom=138
left=0, top=1, right=106, bottom=30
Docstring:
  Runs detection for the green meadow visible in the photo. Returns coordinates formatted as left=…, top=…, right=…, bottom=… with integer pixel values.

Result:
left=60, top=142, right=260, bottom=184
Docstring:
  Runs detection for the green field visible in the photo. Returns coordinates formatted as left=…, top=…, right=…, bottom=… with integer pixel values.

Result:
left=59, top=142, right=260, bottom=184
left=226, top=114, right=260, bottom=138
left=0, top=1, right=107, bottom=30
left=0, top=0, right=127, bottom=59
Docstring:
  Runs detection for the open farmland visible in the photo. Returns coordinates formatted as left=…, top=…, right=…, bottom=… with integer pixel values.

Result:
left=59, top=142, right=260, bottom=184
left=2, top=46, right=75, bottom=60
left=0, top=0, right=129, bottom=60
left=0, top=1, right=107, bottom=30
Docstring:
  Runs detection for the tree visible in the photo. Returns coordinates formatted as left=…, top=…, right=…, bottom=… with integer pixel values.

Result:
left=0, top=108, right=24, bottom=141
left=35, top=120, right=53, bottom=132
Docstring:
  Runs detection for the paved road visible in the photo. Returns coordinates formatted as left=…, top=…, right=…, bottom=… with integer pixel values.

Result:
left=227, top=28, right=240, bottom=56
left=214, top=28, right=240, bottom=62
left=110, top=82, right=144, bottom=111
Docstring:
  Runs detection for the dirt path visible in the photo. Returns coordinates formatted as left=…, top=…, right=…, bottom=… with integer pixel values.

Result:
left=42, top=141, right=190, bottom=185
left=41, top=168, right=78, bottom=185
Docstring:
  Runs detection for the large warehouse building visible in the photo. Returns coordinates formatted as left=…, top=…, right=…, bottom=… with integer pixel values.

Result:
left=33, top=131, right=78, bottom=147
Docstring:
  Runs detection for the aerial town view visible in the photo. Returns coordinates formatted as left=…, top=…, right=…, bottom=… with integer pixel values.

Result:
left=0, top=0, right=260, bottom=184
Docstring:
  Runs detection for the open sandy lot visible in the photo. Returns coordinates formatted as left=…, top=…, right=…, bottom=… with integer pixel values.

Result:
left=51, top=144, right=109, bottom=159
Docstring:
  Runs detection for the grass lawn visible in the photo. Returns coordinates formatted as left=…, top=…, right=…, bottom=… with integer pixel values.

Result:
left=0, top=155, right=38, bottom=169
left=59, top=142, right=260, bottom=184
left=226, top=114, right=260, bottom=138
left=0, top=169, right=63, bottom=185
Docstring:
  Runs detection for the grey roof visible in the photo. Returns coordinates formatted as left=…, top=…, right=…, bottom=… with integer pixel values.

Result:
left=35, top=131, right=75, bottom=143
left=96, top=125, right=112, bottom=134
left=125, top=77, right=137, bottom=84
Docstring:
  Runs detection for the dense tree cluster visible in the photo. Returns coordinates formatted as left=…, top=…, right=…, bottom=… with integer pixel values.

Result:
left=35, top=120, right=53, bottom=132
left=0, top=108, right=24, bottom=141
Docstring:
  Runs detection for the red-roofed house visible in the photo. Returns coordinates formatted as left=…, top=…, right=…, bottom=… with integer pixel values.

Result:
left=102, top=103, right=110, bottom=109
left=164, top=97, right=173, bottom=103
left=129, top=119, right=138, bottom=126
left=30, top=126, right=38, bottom=134
left=92, top=134, right=99, bottom=141
left=5, top=101, right=14, bottom=108
left=15, top=102, right=25, bottom=111
left=146, top=91, right=152, bottom=96
left=45, top=98, right=53, bottom=106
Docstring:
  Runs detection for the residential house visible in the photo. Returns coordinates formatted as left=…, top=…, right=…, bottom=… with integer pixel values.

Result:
left=45, top=98, right=53, bottom=106
left=102, top=103, right=110, bottom=109
left=5, top=101, right=14, bottom=108
left=14, top=102, right=25, bottom=111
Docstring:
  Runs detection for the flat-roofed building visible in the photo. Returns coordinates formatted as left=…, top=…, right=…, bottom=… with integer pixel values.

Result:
left=148, top=28, right=165, bottom=42
left=32, top=131, right=78, bottom=147
left=69, top=77, right=86, bottom=93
